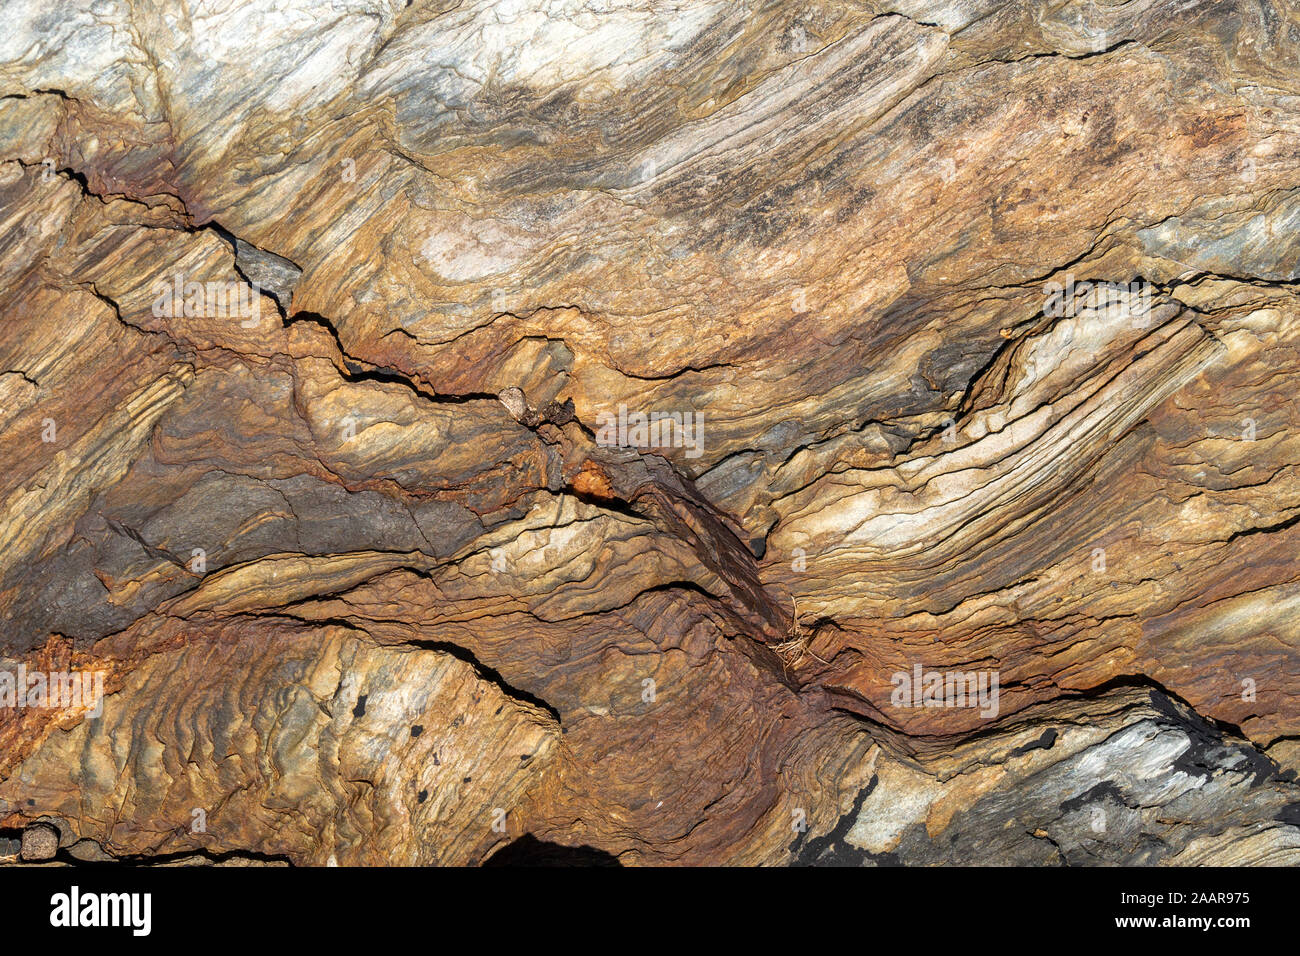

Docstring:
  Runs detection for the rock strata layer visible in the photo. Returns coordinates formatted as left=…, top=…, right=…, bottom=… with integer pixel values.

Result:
left=1, top=0, right=1299, bottom=865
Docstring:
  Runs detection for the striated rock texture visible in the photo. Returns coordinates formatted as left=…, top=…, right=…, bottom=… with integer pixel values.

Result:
left=1, top=0, right=1299, bottom=866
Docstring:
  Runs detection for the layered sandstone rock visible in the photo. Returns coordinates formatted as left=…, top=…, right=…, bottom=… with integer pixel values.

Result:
left=1, top=0, right=1298, bottom=865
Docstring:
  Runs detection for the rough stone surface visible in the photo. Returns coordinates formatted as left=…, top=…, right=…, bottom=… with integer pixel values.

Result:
left=19, top=823, right=59, bottom=861
left=0, top=0, right=1299, bottom=865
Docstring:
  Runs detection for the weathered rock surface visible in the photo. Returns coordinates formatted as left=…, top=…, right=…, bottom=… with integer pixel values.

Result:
left=0, top=0, right=1298, bottom=865
left=18, top=821, right=58, bottom=861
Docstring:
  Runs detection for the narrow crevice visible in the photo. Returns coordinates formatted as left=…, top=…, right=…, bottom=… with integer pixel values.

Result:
left=400, top=637, right=562, bottom=725
left=285, top=310, right=501, bottom=406
left=61, top=845, right=295, bottom=867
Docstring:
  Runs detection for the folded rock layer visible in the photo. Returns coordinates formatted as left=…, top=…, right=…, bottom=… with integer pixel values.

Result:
left=1, top=0, right=1298, bottom=865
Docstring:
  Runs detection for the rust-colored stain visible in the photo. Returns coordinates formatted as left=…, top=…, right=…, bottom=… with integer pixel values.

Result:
left=1183, top=111, right=1245, bottom=149
left=571, top=459, right=615, bottom=500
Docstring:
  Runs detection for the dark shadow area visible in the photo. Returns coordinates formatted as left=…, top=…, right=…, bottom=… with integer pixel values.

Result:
left=483, top=834, right=621, bottom=867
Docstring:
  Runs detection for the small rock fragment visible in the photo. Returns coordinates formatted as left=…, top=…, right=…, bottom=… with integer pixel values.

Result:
left=19, top=823, right=59, bottom=861
left=497, top=387, right=528, bottom=422
left=67, top=838, right=114, bottom=863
